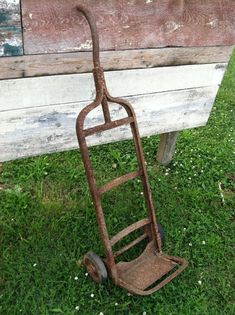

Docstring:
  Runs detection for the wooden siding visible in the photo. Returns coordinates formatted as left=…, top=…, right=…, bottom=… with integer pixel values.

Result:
left=0, top=46, right=233, bottom=80
left=21, top=0, right=235, bottom=55
left=0, top=0, right=23, bottom=56
left=0, top=63, right=226, bottom=161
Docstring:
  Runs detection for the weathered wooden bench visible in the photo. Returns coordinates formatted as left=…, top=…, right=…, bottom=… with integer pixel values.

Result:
left=0, top=0, right=234, bottom=164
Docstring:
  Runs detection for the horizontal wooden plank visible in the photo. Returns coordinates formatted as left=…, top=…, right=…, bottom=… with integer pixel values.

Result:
left=0, top=86, right=219, bottom=162
left=21, top=0, right=235, bottom=54
left=0, top=46, right=233, bottom=80
left=0, top=0, right=23, bottom=56
left=0, top=63, right=226, bottom=112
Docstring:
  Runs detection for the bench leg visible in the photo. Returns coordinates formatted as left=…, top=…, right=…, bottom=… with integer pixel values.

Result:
left=157, top=131, right=179, bottom=166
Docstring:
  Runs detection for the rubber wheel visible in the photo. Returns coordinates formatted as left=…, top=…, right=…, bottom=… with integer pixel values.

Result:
left=83, top=251, right=108, bottom=284
left=157, top=222, right=164, bottom=243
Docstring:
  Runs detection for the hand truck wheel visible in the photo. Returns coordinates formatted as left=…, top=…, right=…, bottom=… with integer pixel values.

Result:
left=83, top=251, right=108, bottom=284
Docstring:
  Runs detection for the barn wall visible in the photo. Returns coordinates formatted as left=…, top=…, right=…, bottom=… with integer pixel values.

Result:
left=0, top=0, right=234, bottom=162
left=21, top=0, right=235, bottom=54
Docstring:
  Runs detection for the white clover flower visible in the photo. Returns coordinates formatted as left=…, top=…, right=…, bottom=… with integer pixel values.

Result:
left=189, top=242, right=192, bottom=247
left=143, top=312, right=147, bottom=315
left=183, top=227, right=186, bottom=231
left=75, top=306, right=80, bottom=311
left=115, top=302, right=118, bottom=306
left=33, top=263, right=37, bottom=267
left=198, top=280, right=202, bottom=285
left=85, top=273, right=88, bottom=277
left=112, top=163, right=117, bottom=169
left=99, top=313, right=104, bottom=315
left=202, top=241, right=206, bottom=245
left=90, top=293, right=94, bottom=298
left=165, top=172, right=169, bottom=176
left=74, top=276, right=78, bottom=281
left=140, top=192, right=144, bottom=195
left=188, top=177, right=191, bottom=180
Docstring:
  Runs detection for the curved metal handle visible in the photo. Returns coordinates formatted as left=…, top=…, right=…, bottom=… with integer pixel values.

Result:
left=76, top=5, right=100, bottom=68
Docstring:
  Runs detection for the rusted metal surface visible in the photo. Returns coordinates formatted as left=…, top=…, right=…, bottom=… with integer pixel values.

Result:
left=76, top=5, right=188, bottom=295
left=113, top=233, right=147, bottom=258
left=22, top=0, right=235, bottom=55
left=110, top=219, right=150, bottom=247
left=98, top=170, right=140, bottom=195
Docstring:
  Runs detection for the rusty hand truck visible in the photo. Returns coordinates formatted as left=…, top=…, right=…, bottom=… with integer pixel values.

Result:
left=75, top=5, right=188, bottom=296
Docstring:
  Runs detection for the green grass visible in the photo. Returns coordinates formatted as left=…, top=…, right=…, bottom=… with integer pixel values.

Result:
left=0, top=53, right=234, bottom=315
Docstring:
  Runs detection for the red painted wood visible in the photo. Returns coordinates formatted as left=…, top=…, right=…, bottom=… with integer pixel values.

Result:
left=22, top=0, right=235, bottom=54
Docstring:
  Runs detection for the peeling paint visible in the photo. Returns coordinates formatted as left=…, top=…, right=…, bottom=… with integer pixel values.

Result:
left=4, top=37, right=20, bottom=46
left=0, top=11, right=9, bottom=23
left=3, top=43, right=21, bottom=56
left=206, top=19, right=218, bottom=28
left=77, top=39, right=92, bottom=50
left=164, top=21, right=183, bottom=33
left=2, top=35, right=22, bottom=56
left=0, top=0, right=18, bottom=10
left=145, top=0, right=153, bottom=3
left=0, top=0, right=22, bottom=57
left=3, top=0, right=18, bottom=5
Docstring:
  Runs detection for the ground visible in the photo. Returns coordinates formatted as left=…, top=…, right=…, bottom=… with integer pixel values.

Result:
left=0, top=52, right=234, bottom=315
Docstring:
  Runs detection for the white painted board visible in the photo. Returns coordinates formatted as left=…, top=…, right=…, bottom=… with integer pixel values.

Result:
left=0, top=63, right=226, bottom=111
left=0, top=86, right=219, bottom=162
